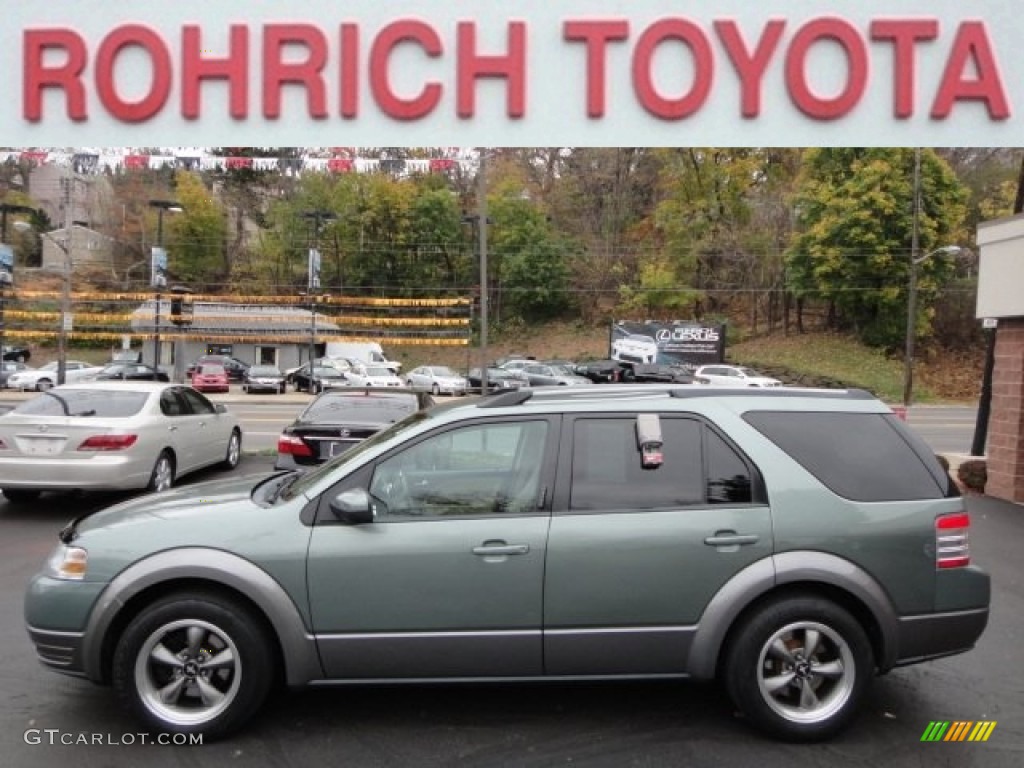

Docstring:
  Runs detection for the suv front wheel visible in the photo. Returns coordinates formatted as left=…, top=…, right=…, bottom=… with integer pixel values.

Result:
left=112, top=592, right=274, bottom=738
left=723, top=595, right=873, bottom=742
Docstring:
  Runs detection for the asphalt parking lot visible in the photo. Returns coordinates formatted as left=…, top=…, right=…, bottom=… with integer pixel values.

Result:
left=0, top=454, right=1021, bottom=767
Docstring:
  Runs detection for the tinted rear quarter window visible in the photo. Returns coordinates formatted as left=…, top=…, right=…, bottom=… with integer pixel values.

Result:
left=743, top=411, right=950, bottom=501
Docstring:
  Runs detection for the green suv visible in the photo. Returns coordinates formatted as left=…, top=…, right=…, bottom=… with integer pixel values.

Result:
left=24, top=385, right=990, bottom=741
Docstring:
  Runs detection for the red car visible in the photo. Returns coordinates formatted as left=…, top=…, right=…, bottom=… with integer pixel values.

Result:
left=191, top=363, right=229, bottom=393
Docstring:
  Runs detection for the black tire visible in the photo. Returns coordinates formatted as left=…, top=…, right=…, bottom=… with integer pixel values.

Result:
left=146, top=451, right=176, bottom=493
left=221, top=430, right=242, bottom=470
left=112, top=592, right=274, bottom=738
left=3, top=488, right=42, bottom=504
left=432, top=384, right=440, bottom=396
left=722, top=595, right=873, bottom=742
left=36, top=378, right=54, bottom=391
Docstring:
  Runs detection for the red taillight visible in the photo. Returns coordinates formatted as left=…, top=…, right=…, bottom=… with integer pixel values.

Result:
left=936, top=512, right=971, bottom=569
left=77, top=434, right=139, bottom=451
left=277, top=433, right=313, bottom=457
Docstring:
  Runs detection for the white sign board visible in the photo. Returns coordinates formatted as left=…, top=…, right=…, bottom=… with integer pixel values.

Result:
left=2, top=1, right=1022, bottom=146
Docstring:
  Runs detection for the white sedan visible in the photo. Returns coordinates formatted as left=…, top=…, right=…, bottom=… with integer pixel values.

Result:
left=0, top=381, right=242, bottom=502
left=5, top=360, right=104, bottom=391
left=611, top=334, right=660, bottom=364
left=693, top=365, right=782, bottom=387
left=405, top=365, right=468, bottom=395
left=345, top=364, right=404, bottom=388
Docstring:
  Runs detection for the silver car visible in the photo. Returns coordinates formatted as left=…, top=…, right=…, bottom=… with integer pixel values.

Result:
left=0, top=381, right=242, bottom=502
left=405, top=365, right=468, bottom=395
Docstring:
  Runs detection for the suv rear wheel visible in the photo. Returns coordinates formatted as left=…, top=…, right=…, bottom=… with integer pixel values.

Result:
left=723, top=595, right=873, bottom=741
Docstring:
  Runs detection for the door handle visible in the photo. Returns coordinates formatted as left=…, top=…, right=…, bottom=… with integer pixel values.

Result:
left=167, top=425, right=178, bottom=432
left=704, top=532, right=760, bottom=547
left=472, top=543, right=530, bottom=556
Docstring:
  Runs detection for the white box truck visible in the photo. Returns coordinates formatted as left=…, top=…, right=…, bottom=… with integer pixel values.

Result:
left=324, top=341, right=402, bottom=373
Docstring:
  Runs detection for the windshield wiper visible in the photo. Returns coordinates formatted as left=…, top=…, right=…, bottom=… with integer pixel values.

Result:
left=267, top=472, right=300, bottom=503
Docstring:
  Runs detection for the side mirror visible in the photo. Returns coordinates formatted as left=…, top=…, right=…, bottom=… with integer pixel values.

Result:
left=329, top=488, right=375, bottom=524
left=215, top=403, right=228, bottom=414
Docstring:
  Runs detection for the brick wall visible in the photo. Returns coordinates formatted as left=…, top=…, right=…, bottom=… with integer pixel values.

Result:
left=987, top=318, right=1024, bottom=502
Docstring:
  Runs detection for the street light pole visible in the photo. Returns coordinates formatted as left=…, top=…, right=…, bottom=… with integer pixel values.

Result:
left=148, top=200, right=182, bottom=370
left=301, top=210, right=336, bottom=384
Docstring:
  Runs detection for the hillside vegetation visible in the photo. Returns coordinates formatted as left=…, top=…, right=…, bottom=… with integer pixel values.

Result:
left=390, top=322, right=982, bottom=404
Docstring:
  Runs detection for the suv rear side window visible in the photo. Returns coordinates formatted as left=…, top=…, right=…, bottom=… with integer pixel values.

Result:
left=569, top=417, right=756, bottom=511
left=743, top=411, right=950, bottom=501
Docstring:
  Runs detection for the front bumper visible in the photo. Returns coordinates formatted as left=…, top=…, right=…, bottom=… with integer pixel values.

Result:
left=25, top=574, right=110, bottom=680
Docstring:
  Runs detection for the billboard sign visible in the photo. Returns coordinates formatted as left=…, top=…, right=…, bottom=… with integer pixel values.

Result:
left=609, top=320, right=725, bottom=367
left=308, top=247, right=321, bottom=291
left=150, top=246, right=167, bottom=288
left=0, top=244, right=13, bottom=286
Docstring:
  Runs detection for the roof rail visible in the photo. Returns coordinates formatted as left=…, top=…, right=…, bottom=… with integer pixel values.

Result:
left=668, top=387, right=876, bottom=400
left=475, top=384, right=878, bottom=408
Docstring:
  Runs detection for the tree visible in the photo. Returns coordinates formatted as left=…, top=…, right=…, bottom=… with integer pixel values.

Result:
left=786, top=149, right=968, bottom=348
left=166, top=171, right=228, bottom=285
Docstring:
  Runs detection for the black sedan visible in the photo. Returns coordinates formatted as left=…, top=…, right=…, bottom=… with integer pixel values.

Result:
left=275, top=387, right=434, bottom=470
left=466, top=366, right=524, bottom=393
left=90, top=362, right=170, bottom=382
left=289, top=363, right=350, bottom=394
left=573, top=359, right=635, bottom=383
left=242, top=364, right=287, bottom=394
left=2, top=344, right=30, bottom=363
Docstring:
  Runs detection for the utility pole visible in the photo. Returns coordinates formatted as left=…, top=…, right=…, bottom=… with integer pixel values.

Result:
left=478, top=150, right=489, bottom=395
left=58, top=170, right=73, bottom=385
left=902, top=148, right=922, bottom=408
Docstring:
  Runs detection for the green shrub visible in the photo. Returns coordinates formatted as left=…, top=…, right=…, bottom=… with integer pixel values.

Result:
left=957, top=459, right=987, bottom=493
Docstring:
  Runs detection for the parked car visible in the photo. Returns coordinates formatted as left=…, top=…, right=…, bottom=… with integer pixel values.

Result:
left=2, top=344, right=31, bottom=363
left=630, top=363, right=702, bottom=384
left=90, top=363, right=170, bottom=382
left=0, top=381, right=240, bottom=501
left=186, top=355, right=249, bottom=382
left=404, top=365, right=468, bottom=396
left=573, top=359, right=634, bottom=384
left=5, top=360, right=104, bottom=391
left=466, top=366, right=524, bottom=393
left=693, top=364, right=782, bottom=387
left=22, top=385, right=988, bottom=742
left=610, top=333, right=659, bottom=364
left=242, top=365, right=287, bottom=394
left=190, top=363, right=230, bottom=393
left=275, top=387, right=434, bottom=470
left=514, top=362, right=594, bottom=387
left=290, top=363, right=351, bottom=394
left=0, top=361, right=31, bottom=388
left=345, top=363, right=404, bottom=388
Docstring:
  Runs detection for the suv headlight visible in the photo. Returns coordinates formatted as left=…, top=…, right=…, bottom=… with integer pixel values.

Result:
left=44, top=545, right=89, bottom=580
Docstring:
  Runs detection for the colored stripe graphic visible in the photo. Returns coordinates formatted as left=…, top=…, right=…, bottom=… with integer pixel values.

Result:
left=920, top=721, right=996, bottom=742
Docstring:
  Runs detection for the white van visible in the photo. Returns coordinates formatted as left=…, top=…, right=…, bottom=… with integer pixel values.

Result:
left=324, top=342, right=401, bottom=373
